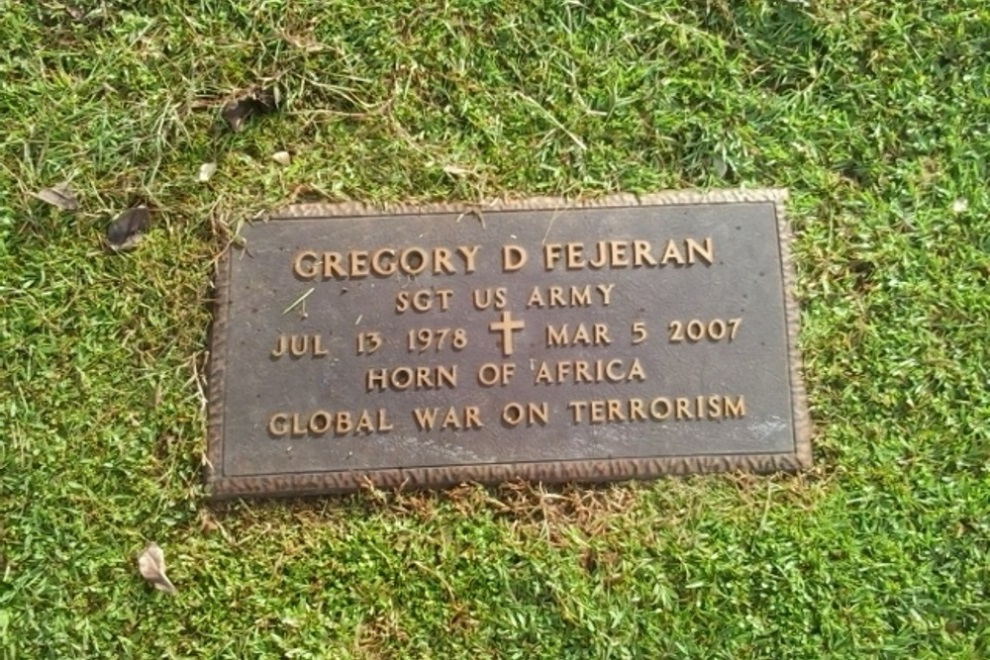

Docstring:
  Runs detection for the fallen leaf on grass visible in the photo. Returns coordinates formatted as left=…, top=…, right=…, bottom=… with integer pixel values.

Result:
left=137, top=542, right=176, bottom=594
left=30, top=183, right=78, bottom=211
left=106, top=206, right=150, bottom=252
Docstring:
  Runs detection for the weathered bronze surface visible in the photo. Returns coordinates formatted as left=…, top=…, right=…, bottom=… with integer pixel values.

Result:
left=206, top=190, right=811, bottom=498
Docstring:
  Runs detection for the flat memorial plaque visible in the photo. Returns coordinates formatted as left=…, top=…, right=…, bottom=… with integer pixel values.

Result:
left=206, top=190, right=811, bottom=498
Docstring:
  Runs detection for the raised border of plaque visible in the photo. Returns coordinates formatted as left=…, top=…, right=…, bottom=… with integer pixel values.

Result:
left=206, top=189, right=811, bottom=499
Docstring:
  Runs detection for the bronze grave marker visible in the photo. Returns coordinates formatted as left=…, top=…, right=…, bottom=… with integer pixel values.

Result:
left=206, top=190, right=811, bottom=498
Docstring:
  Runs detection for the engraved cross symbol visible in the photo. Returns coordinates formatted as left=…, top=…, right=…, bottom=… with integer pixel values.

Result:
left=489, top=310, right=525, bottom=357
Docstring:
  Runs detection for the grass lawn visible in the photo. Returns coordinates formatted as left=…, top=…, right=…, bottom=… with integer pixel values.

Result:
left=2, top=1, right=989, bottom=657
